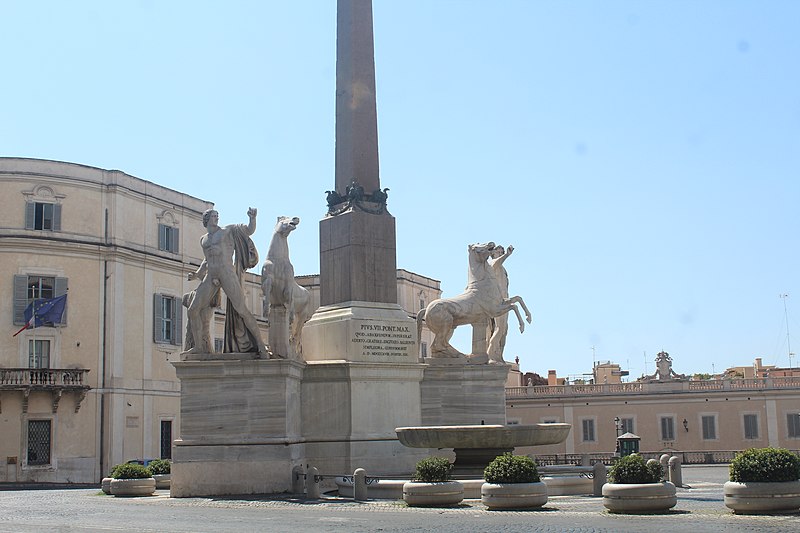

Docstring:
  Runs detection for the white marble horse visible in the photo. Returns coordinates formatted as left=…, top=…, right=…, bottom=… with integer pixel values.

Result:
left=261, top=216, right=315, bottom=358
left=417, top=242, right=532, bottom=359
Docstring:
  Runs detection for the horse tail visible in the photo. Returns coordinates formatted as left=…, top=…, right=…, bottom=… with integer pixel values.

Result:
left=416, top=308, right=426, bottom=346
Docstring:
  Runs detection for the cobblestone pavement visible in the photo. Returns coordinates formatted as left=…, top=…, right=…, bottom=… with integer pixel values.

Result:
left=0, top=466, right=797, bottom=532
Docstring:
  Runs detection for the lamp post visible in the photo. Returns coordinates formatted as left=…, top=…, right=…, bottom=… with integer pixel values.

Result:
left=683, top=418, right=688, bottom=432
left=614, top=416, right=622, bottom=455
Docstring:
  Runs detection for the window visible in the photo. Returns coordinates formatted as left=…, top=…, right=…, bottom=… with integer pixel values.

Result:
left=702, top=415, right=717, bottom=440
left=660, top=416, right=675, bottom=441
left=744, top=414, right=759, bottom=440
left=153, top=294, right=181, bottom=345
left=28, top=340, right=50, bottom=368
left=158, top=224, right=179, bottom=253
left=27, top=420, right=52, bottom=466
left=620, top=418, right=634, bottom=434
left=581, top=419, right=595, bottom=442
left=420, top=342, right=427, bottom=358
left=13, top=275, right=68, bottom=326
left=788, top=413, right=800, bottom=438
left=214, top=338, right=224, bottom=352
left=160, top=420, right=173, bottom=459
left=25, top=202, right=61, bottom=231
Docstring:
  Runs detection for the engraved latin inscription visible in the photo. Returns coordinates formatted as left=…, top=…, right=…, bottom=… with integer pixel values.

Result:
left=352, top=321, right=415, bottom=357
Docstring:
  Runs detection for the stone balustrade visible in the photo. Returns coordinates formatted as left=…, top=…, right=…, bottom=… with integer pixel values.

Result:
left=506, top=376, right=800, bottom=398
left=0, top=368, right=90, bottom=387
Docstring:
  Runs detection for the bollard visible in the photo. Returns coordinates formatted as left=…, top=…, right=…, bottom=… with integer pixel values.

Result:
left=592, top=462, right=606, bottom=497
left=659, top=454, right=670, bottom=481
left=668, top=456, right=682, bottom=487
left=306, top=466, right=320, bottom=500
left=353, top=468, right=368, bottom=501
left=291, top=465, right=305, bottom=494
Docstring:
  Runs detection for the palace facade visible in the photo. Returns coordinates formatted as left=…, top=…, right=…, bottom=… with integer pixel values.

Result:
left=0, top=158, right=441, bottom=483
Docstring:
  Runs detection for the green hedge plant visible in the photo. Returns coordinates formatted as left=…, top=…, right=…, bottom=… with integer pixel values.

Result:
left=413, top=457, right=453, bottom=482
left=107, top=464, right=123, bottom=478
left=608, top=454, right=662, bottom=484
left=729, top=447, right=800, bottom=483
left=484, top=453, right=540, bottom=484
left=112, top=463, right=152, bottom=480
left=147, top=459, right=171, bottom=476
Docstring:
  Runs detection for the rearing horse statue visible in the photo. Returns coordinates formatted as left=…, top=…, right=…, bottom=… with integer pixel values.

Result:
left=417, top=242, right=532, bottom=359
left=261, top=216, right=315, bottom=358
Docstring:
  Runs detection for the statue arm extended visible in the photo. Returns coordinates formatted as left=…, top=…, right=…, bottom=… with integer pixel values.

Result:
left=188, top=259, right=207, bottom=281
left=492, top=245, right=514, bottom=268
left=245, top=207, right=257, bottom=236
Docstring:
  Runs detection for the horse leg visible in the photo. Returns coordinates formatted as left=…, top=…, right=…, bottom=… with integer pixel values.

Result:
left=261, top=268, right=273, bottom=320
left=508, top=295, right=532, bottom=323
left=508, top=303, right=525, bottom=333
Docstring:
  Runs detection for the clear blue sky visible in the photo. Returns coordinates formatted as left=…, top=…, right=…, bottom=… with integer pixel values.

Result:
left=3, top=1, right=798, bottom=379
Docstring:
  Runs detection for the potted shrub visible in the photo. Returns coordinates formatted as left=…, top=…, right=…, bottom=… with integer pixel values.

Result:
left=110, top=463, right=156, bottom=497
left=403, top=457, right=464, bottom=507
left=147, top=459, right=171, bottom=490
left=724, top=447, right=800, bottom=514
left=602, top=454, right=676, bottom=514
left=101, top=465, right=121, bottom=495
left=481, top=453, right=547, bottom=510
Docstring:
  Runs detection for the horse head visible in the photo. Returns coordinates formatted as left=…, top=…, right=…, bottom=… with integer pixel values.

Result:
left=468, top=242, right=495, bottom=263
left=274, top=216, right=300, bottom=237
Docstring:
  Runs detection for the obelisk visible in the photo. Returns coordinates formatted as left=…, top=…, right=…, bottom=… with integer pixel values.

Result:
left=318, top=0, right=397, bottom=307
left=301, top=0, right=425, bottom=478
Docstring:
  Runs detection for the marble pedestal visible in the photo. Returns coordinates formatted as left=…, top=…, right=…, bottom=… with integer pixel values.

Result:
left=300, top=300, right=426, bottom=480
left=421, top=362, right=510, bottom=426
left=170, top=356, right=305, bottom=497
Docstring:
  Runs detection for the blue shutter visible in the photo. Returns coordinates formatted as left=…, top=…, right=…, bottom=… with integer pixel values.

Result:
left=158, top=224, right=166, bottom=251
left=172, top=227, right=179, bottom=253
left=153, top=294, right=164, bottom=342
left=14, top=275, right=28, bottom=325
left=172, top=297, right=182, bottom=346
left=25, top=202, right=35, bottom=229
left=54, top=277, right=68, bottom=325
left=52, top=204, right=62, bottom=231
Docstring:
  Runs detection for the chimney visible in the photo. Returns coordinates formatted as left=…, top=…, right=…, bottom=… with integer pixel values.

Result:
left=548, top=370, right=557, bottom=386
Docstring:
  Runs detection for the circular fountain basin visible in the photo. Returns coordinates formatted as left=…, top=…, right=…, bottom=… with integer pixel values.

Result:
left=395, top=424, right=571, bottom=449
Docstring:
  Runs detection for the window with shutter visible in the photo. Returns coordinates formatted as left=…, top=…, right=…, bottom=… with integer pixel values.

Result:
left=13, top=275, right=67, bottom=326
left=702, top=415, right=717, bottom=440
left=581, top=419, right=595, bottom=442
left=743, top=414, right=759, bottom=439
left=154, top=294, right=181, bottom=345
left=25, top=202, right=60, bottom=231
left=660, top=416, right=675, bottom=440
left=158, top=224, right=179, bottom=253
left=787, top=413, right=800, bottom=438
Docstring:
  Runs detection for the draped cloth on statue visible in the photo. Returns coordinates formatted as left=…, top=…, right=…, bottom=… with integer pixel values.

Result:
left=223, top=224, right=260, bottom=353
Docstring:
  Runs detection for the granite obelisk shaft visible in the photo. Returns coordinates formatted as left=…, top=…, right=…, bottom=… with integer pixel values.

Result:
left=320, top=0, right=396, bottom=306
left=335, top=0, right=380, bottom=195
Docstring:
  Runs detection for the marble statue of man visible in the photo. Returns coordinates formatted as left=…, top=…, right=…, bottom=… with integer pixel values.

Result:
left=186, top=208, right=270, bottom=357
left=487, top=244, right=514, bottom=363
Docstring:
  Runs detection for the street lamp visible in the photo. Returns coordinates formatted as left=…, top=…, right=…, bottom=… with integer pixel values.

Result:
left=614, top=417, right=622, bottom=455
left=683, top=418, right=689, bottom=432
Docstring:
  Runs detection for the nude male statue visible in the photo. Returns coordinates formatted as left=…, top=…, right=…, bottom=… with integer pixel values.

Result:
left=186, top=208, right=271, bottom=357
left=487, top=244, right=513, bottom=363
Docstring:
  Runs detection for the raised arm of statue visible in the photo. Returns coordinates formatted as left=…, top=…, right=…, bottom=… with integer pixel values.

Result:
left=492, top=244, right=514, bottom=268
left=246, top=207, right=257, bottom=235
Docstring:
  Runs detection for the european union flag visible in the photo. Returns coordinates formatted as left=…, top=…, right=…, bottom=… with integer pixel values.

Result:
left=13, top=295, right=67, bottom=337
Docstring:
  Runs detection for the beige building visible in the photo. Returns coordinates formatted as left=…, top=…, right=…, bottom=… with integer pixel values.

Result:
left=0, top=157, right=441, bottom=484
left=507, top=360, right=800, bottom=459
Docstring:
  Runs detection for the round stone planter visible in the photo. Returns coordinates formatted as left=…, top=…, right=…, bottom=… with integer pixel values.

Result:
left=101, top=477, right=113, bottom=495
left=110, top=477, right=157, bottom=497
left=723, top=480, right=800, bottom=514
left=403, top=481, right=464, bottom=507
left=602, top=482, right=677, bottom=514
left=153, top=474, right=171, bottom=490
left=481, top=481, right=548, bottom=510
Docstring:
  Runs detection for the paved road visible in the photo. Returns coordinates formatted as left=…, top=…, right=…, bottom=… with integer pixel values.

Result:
left=0, top=465, right=797, bottom=532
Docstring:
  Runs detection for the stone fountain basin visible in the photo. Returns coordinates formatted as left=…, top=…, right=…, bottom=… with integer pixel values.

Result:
left=395, top=424, right=571, bottom=449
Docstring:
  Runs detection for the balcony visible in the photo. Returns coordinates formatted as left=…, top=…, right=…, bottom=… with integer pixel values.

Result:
left=506, top=376, right=800, bottom=399
left=0, top=368, right=91, bottom=413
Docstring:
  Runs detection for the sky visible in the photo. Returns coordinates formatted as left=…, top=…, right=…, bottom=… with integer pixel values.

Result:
left=2, top=1, right=799, bottom=380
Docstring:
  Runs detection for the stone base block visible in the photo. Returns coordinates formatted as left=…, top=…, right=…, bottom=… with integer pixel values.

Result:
left=421, top=363, right=510, bottom=426
left=170, top=442, right=305, bottom=497
left=303, top=301, right=418, bottom=363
